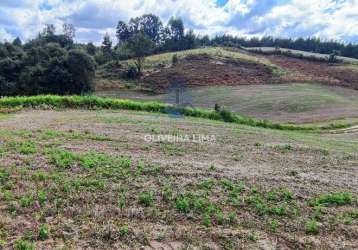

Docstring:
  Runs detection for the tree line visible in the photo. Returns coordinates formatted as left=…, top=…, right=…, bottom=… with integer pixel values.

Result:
left=0, top=24, right=96, bottom=96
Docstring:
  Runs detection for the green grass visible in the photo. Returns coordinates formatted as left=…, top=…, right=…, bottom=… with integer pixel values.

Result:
left=310, top=192, right=354, bottom=207
left=97, top=83, right=358, bottom=125
left=1, top=95, right=355, bottom=131
left=305, top=219, right=319, bottom=234
left=136, top=47, right=282, bottom=72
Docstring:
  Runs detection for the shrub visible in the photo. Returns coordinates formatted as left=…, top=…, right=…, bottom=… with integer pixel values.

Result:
left=126, top=64, right=138, bottom=78
left=311, top=192, right=353, bottom=206
left=176, top=197, right=190, bottom=213
left=14, top=239, right=34, bottom=250
left=38, top=224, right=49, bottom=240
left=172, top=54, right=179, bottom=65
left=138, top=191, right=154, bottom=206
left=305, top=219, right=319, bottom=234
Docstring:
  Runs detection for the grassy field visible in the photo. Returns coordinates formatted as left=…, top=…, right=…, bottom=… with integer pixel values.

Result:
left=97, top=83, right=358, bottom=124
left=244, top=47, right=358, bottom=64
left=0, top=109, right=357, bottom=249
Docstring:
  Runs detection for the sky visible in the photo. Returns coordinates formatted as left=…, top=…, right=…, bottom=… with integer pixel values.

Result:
left=0, top=0, right=358, bottom=44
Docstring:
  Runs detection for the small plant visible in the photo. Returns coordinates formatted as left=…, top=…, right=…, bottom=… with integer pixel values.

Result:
left=118, top=225, right=129, bottom=237
left=176, top=197, right=190, bottom=213
left=305, top=219, right=319, bottom=234
left=20, top=195, right=34, bottom=208
left=311, top=192, right=353, bottom=207
left=172, top=54, right=178, bottom=65
left=270, top=219, right=278, bottom=232
left=208, top=164, right=216, bottom=171
left=138, top=191, right=154, bottom=206
left=38, top=224, right=49, bottom=240
left=49, top=149, right=77, bottom=169
left=118, top=194, right=126, bottom=209
left=228, top=212, right=236, bottom=224
left=37, top=190, right=47, bottom=205
left=14, top=239, right=34, bottom=250
left=198, top=178, right=215, bottom=190
left=162, top=186, right=173, bottom=202
left=19, top=141, right=37, bottom=155
left=215, top=210, right=225, bottom=225
left=248, top=233, right=257, bottom=242
left=202, top=213, right=211, bottom=227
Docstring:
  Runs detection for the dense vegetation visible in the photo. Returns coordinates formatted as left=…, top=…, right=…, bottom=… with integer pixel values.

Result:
left=0, top=25, right=96, bottom=96
left=211, top=35, right=358, bottom=59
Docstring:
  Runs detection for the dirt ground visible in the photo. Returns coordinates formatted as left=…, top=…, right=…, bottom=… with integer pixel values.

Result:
left=143, top=54, right=272, bottom=93
left=268, top=55, right=358, bottom=89
left=0, top=110, right=357, bottom=249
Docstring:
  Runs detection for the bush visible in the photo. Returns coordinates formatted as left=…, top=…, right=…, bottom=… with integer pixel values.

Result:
left=0, top=95, right=352, bottom=131
left=126, top=64, right=138, bottom=78
left=172, top=54, right=179, bottom=65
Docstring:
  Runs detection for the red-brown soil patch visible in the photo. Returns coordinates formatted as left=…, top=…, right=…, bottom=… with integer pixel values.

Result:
left=143, top=54, right=272, bottom=93
left=268, top=55, right=358, bottom=89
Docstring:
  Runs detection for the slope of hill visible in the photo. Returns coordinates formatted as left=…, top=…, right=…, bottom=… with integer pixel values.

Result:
left=0, top=108, right=357, bottom=249
left=96, top=47, right=358, bottom=124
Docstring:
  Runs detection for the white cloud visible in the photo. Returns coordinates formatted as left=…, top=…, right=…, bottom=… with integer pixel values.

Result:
left=256, top=0, right=358, bottom=42
left=0, top=0, right=357, bottom=44
left=0, top=27, right=14, bottom=42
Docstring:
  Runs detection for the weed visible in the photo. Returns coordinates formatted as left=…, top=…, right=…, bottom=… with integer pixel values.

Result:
left=79, top=152, right=111, bottom=169
left=208, top=164, right=216, bottom=171
left=270, top=219, right=279, bottom=232
left=38, top=224, right=49, bottom=240
left=20, top=195, right=34, bottom=208
left=32, top=171, right=48, bottom=182
left=305, top=219, right=319, bottom=234
left=37, top=190, right=47, bottom=205
left=215, top=210, right=225, bottom=225
left=311, top=192, right=353, bottom=206
left=118, top=193, right=126, bottom=209
left=248, top=233, right=257, bottom=242
left=269, top=206, right=287, bottom=216
left=274, top=144, right=293, bottom=151
left=119, top=225, right=129, bottom=237
left=202, top=213, right=211, bottom=227
left=138, top=191, right=154, bottom=206
left=14, top=239, right=34, bottom=250
left=228, top=212, right=236, bottom=224
left=198, top=178, right=215, bottom=190
left=176, top=197, right=190, bottom=213
left=19, top=141, right=37, bottom=155
left=162, top=186, right=173, bottom=202
left=49, top=149, right=77, bottom=168
left=0, top=170, right=10, bottom=184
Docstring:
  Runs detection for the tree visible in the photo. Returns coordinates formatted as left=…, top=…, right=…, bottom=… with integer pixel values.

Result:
left=101, top=33, right=112, bottom=61
left=86, top=42, right=96, bottom=56
left=66, top=49, right=96, bottom=93
left=63, top=23, right=76, bottom=39
left=168, top=17, right=184, bottom=41
left=183, top=30, right=197, bottom=50
left=13, top=37, right=22, bottom=47
left=125, top=32, right=154, bottom=74
left=116, top=21, right=130, bottom=44
left=127, top=14, right=163, bottom=44
left=42, top=24, right=56, bottom=37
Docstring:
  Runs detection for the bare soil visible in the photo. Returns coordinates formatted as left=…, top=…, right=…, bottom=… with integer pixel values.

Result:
left=143, top=54, right=273, bottom=93
left=268, top=55, right=358, bottom=89
left=0, top=110, right=357, bottom=249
